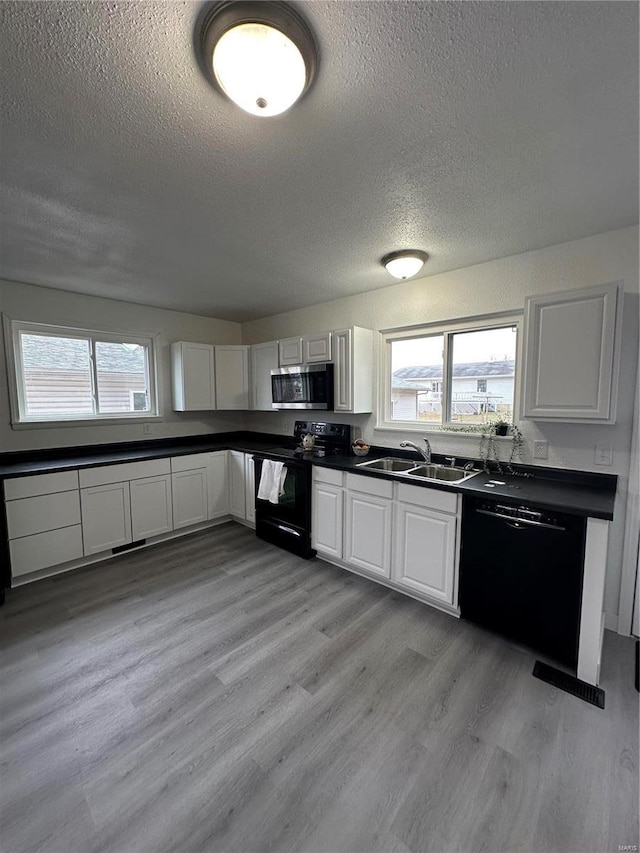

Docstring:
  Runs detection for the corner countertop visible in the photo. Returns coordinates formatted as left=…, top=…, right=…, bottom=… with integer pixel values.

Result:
left=0, top=432, right=617, bottom=521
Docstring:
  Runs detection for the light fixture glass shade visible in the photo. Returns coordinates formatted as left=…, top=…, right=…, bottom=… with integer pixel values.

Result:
left=382, top=250, right=428, bottom=280
left=212, top=22, right=306, bottom=116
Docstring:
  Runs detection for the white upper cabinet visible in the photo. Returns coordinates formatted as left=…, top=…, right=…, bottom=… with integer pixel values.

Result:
left=303, top=332, right=332, bottom=363
left=171, top=342, right=216, bottom=411
left=215, top=345, right=250, bottom=410
left=279, top=337, right=303, bottom=366
left=522, top=282, right=622, bottom=423
left=250, top=341, right=279, bottom=410
left=333, top=326, right=374, bottom=413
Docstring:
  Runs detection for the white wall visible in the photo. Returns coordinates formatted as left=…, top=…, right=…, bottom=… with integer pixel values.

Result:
left=0, top=279, right=244, bottom=452
left=242, top=226, right=640, bottom=624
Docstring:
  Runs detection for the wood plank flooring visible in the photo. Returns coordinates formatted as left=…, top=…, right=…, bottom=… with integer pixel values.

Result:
left=1, top=522, right=637, bottom=853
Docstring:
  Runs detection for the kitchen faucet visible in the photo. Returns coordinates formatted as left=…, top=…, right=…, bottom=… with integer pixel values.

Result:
left=399, top=438, right=431, bottom=464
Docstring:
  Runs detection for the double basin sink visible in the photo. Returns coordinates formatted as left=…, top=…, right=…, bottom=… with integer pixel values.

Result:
left=356, top=456, right=481, bottom=485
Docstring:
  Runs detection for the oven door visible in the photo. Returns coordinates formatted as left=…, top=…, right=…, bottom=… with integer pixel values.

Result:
left=254, top=457, right=314, bottom=558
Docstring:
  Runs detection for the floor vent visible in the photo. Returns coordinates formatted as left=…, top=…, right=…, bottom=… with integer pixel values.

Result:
left=112, top=539, right=146, bottom=555
left=533, top=660, right=605, bottom=709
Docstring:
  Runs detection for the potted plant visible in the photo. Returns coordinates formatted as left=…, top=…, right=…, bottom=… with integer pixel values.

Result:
left=491, top=417, right=511, bottom=437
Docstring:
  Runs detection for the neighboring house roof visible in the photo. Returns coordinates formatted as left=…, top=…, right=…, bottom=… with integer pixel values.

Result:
left=393, top=359, right=515, bottom=381
left=21, top=335, right=145, bottom=373
left=391, top=379, right=432, bottom=391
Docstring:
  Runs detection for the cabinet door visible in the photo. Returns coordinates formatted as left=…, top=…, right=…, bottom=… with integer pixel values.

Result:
left=245, top=454, right=255, bottom=525
left=279, top=337, right=303, bottom=366
left=228, top=450, right=246, bottom=519
left=250, top=341, right=279, bottom=410
left=333, top=329, right=352, bottom=411
left=171, top=469, right=208, bottom=529
left=215, top=345, right=250, bottom=409
left=312, top=483, right=343, bottom=559
left=393, top=502, right=457, bottom=605
left=522, top=282, right=621, bottom=422
left=171, top=342, right=215, bottom=411
left=6, top=490, right=81, bottom=539
left=303, top=333, right=332, bottom=363
left=345, top=491, right=392, bottom=578
left=208, top=451, right=229, bottom=519
left=130, top=475, right=173, bottom=540
left=81, top=482, right=132, bottom=555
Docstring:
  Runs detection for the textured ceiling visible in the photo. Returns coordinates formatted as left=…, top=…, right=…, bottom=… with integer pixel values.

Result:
left=1, top=1, right=638, bottom=322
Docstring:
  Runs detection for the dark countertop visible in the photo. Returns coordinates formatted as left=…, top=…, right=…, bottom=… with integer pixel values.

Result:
left=0, top=432, right=617, bottom=520
left=310, top=455, right=617, bottom=521
left=0, top=433, right=282, bottom=479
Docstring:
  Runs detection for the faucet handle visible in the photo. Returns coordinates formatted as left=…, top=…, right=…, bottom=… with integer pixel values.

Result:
left=444, top=456, right=456, bottom=468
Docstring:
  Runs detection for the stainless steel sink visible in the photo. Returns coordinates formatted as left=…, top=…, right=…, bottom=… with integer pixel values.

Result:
left=356, top=457, right=418, bottom=473
left=356, top=456, right=481, bottom=484
left=408, top=464, right=479, bottom=483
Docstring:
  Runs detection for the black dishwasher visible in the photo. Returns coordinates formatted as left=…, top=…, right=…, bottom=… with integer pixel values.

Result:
left=459, top=497, right=586, bottom=669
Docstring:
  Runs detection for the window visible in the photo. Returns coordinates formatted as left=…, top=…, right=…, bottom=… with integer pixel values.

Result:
left=380, top=316, right=520, bottom=430
left=7, top=320, right=158, bottom=424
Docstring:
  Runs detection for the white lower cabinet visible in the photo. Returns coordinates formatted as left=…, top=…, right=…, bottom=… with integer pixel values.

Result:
left=228, top=450, right=255, bottom=524
left=313, top=484, right=343, bottom=559
left=10, top=526, right=84, bottom=578
left=81, top=482, right=132, bottom=555
left=393, top=501, right=458, bottom=605
left=344, top=474, right=393, bottom=578
left=228, top=450, right=246, bottom=518
left=314, top=472, right=461, bottom=611
left=312, top=468, right=344, bottom=560
left=130, top=475, right=173, bottom=540
left=207, top=451, right=229, bottom=519
left=245, top=455, right=255, bottom=525
left=171, top=469, right=208, bottom=529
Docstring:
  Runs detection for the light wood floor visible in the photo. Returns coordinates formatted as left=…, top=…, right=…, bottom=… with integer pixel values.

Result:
left=1, top=522, right=637, bottom=853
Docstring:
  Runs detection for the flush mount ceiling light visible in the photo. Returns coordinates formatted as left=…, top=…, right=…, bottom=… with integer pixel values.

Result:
left=382, top=250, right=429, bottom=280
left=198, top=1, right=317, bottom=117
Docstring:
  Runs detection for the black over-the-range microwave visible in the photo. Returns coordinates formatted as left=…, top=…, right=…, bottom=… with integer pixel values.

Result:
left=271, top=363, right=334, bottom=410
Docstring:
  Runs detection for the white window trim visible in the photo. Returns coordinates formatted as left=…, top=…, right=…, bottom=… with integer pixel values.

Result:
left=376, top=311, right=523, bottom=434
left=3, top=315, right=161, bottom=428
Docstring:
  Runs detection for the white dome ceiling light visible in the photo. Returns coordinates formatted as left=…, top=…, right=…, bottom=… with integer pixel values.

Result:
left=198, top=1, right=318, bottom=117
left=382, top=250, right=429, bottom=280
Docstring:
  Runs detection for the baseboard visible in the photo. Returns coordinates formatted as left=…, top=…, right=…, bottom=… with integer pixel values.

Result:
left=11, top=516, right=235, bottom=587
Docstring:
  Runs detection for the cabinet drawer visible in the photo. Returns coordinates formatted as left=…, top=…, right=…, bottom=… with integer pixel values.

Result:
left=313, top=466, right=344, bottom=487
left=4, top=470, right=79, bottom=500
left=346, top=473, right=393, bottom=499
left=10, top=525, right=84, bottom=578
left=6, top=491, right=81, bottom=539
left=170, top=453, right=212, bottom=473
left=397, top=483, right=458, bottom=515
left=79, top=458, right=169, bottom=488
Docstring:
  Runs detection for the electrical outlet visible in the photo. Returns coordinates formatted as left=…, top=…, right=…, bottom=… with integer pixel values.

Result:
left=143, top=423, right=152, bottom=436
left=533, top=440, right=549, bottom=460
left=594, top=444, right=613, bottom=466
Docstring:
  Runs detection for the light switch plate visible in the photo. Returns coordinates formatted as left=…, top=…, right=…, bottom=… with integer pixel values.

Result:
left=533, top=440, right=549, bottom=460
left=594, top=444, right=613, bottom=466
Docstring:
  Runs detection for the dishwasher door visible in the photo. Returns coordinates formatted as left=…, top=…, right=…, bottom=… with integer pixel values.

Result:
left=459, top=497, right=587, bottom=668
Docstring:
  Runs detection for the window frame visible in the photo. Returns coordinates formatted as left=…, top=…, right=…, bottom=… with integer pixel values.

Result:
left=377, top=312, right=522, bottom=433
left=4, top=316, right=160, bottom=427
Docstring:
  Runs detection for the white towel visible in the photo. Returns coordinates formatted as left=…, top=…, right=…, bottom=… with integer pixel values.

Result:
left=257, top=460, right=287, bottom=504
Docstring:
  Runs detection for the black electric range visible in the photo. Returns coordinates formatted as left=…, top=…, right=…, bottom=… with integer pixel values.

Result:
left=254, top=421, right=351, bottom=557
